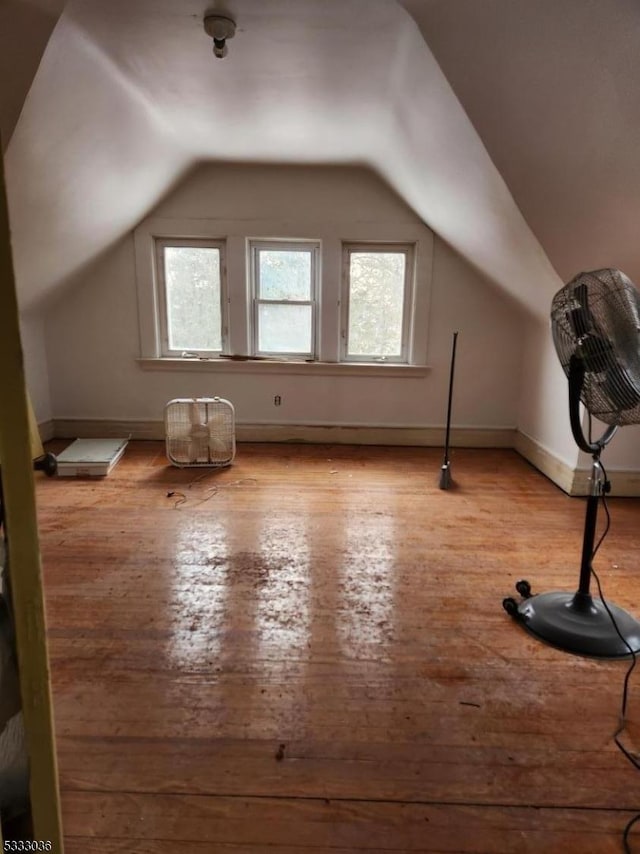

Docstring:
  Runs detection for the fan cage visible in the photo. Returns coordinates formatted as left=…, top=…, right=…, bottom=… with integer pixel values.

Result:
left=551, top=268, right=640, bottom=426
left=165, top=397, right=236, bottom=467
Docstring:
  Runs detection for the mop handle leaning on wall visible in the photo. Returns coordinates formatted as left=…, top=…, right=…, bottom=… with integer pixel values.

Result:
left=439, top=331, right=459, bottom=490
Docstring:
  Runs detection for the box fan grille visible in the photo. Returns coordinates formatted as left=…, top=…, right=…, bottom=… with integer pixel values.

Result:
left=165, top=397, right=235, bottom=467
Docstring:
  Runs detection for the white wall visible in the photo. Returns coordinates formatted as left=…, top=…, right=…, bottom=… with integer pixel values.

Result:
left=45, top=163, right=525, bottom=432
left=519, top=316, right=640, bottom=482
left=6, top=0, right=561, bottom=317
left=518, top=317, right=578, bottom=469
left=428, top=236, right=524, bottom=429
left=577, top=422, right=640, bottom=474
left=19, top=311, right=51, bottom=425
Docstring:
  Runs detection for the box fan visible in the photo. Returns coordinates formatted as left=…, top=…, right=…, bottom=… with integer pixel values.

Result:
left=165, top=397, right=235, bottom=468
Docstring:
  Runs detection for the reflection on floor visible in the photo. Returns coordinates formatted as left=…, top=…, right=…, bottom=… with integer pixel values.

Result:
left=36, top=442, right=640, bottom=852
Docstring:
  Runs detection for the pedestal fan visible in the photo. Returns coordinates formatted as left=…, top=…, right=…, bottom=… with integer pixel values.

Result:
left=503, top=268, right=640, bottom=657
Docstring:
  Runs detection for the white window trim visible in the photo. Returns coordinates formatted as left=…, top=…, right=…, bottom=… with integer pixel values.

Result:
left=340, top=242, right=415, bottom=364
left=137, top=357, right=429, bottom=376
left=134, top=217, right=433, bottom=370
left=155, top=238, right=228, bottom=358
left=249, top=239, right=320, bottom=359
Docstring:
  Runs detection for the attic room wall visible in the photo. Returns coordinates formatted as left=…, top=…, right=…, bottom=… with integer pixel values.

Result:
left=19, top=313, right=51, bottom=427
left=44, top=164, right=525, bottom=436
left=576, top=423, right=640, bottom=481
left=586, top=427, right=640, bottom=471
left=518, top=317, right=640, bottom=494
left=518, top=317, right=578, bottom=468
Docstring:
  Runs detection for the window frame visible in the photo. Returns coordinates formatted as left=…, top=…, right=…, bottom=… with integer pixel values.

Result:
left=135, top=217, right=431, bottom=371
left=249, top=239, right=320, bottom=359
left=340, top=242, right=415, bottom=364
left=155, top=237, right=228, bottom=358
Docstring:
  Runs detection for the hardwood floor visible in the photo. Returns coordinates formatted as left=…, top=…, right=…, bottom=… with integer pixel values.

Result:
left=35, top=442, right=640, bottom=852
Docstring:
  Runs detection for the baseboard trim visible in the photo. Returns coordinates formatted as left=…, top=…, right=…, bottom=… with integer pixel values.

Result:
left=515, top=431, right=640, bottom=496
left=48, top=419, right=640, bottom=495
left=51, top=418, right=515, bottom=448
left=514, top=431, right=576, bottom=494
left=38, top=420, right=55, bottom=443
left=53, top=418, right=164, bottom=441
left=571, top=466, right=640, bottom=498
left=235, top=424, right=516, bottom=447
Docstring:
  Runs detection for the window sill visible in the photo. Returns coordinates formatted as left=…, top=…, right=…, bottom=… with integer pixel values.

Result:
left=137, top=358, right=430, bottom=377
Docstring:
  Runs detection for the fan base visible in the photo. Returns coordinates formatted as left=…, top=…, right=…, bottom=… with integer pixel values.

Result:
left=517, top=591, right=640, bottom=658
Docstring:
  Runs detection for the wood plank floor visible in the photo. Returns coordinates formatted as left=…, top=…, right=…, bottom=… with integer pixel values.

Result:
left=35, top=442, right=640, bottom=852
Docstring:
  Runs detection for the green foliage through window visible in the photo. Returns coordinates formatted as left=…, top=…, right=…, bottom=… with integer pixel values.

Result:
left=254, top=245, right=316, bottom=355
left=347, top=252, right=406, bottom=358
left=259, top=250, right=311, bottom=301
left=164, top=246, right=222, bottom=351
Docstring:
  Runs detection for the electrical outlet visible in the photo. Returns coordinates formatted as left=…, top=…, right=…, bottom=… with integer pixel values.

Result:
left=274, top=395, right=282, bottom=406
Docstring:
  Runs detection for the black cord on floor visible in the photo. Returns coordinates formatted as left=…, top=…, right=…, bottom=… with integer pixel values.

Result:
left=167, top=477, right=257, bottom=509
left=590, top=458, right=640, bottom=852
left=625, top=816, right=640, bottom=852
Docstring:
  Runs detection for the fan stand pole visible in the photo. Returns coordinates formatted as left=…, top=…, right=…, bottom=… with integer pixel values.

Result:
left=504, top=352, right=640, bottom=657
left=506, top=452, right=640, bottom=658
left=575, top=455, right=602, bottom=602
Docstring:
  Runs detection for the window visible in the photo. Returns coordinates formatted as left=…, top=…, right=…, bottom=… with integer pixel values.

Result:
left=250, top=240, right=319, bottom=357
left=137, top=219, right=428, bottom=371
left=341, top=243, right=414, bottom=363
left=156, top=239, right=226, bottom=356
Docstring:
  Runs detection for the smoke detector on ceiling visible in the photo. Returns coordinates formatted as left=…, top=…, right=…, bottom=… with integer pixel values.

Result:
left=204, top=14, right=236, bottom=59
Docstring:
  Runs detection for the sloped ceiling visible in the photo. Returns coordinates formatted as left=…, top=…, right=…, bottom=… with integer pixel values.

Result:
left=4, top=0, right=562, bottom=315
left=0, top=0, right=64, bottom=152
left=401, top=0, right=640, bottom=289
left=7, top=1, right=640, bottom=319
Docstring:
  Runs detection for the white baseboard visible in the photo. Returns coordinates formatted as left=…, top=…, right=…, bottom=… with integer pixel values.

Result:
left=48, top=419, right=640, bottom=495
left=38, top=420, right=55, bottom=443
left=235, top=423, right=516, bottom=447
left=54, top=418, right=163, bottom=441
left=514, top=431, right=576, bottom=494
left=515, top=431, right=640, bottom=496
left=571, top=466, right=640, bottom=497
left=51, top=418, right=515, bottom=448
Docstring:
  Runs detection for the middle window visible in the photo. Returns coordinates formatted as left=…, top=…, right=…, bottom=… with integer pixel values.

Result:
left=250, top=240, right=319, bottom=358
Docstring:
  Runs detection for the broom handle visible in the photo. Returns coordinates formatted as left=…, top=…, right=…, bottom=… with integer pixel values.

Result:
left=443, top=331, right=459, bottom=465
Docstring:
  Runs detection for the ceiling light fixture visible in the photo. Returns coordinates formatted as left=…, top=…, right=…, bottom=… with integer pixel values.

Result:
left=204, top=14, right=236, bottom=59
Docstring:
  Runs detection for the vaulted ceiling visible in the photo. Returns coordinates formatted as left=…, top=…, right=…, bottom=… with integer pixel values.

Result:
left=402, top=0, right=640, bottom=294
left=3, top=0, right=638, bottom=319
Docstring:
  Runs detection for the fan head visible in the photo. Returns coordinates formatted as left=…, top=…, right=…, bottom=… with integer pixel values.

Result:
left=551, top=269, right=640, bottom=426
left=165, top=397, right=236, bottom=467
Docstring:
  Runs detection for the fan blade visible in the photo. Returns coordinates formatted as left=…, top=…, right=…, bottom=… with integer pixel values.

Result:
left=189, top=401, right=201, bottom=426
left=568, top=282, right=591, bottom=339
left=188, top=399, right=208, bottom=439
left=578, top=334, right=613, bottom=374
left=602, top=360, right=640, bottom=414
left=566, top=280, right=615, bottom=373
